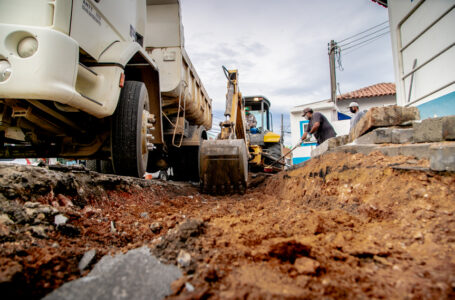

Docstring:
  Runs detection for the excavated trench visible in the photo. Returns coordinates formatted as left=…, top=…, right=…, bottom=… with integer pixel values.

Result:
left=0, top=151, right=454, bottom=299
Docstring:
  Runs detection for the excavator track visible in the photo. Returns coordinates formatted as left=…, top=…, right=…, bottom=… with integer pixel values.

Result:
left=199, top=139, right=248, bottom=195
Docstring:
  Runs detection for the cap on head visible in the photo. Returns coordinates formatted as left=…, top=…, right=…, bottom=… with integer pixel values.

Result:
left=349, top=102, right=359, bottom=108
left=302, top=108, right=313, bottom=116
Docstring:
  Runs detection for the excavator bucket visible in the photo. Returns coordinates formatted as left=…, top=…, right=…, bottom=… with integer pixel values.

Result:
left=199, top=139, right=248, bottom=195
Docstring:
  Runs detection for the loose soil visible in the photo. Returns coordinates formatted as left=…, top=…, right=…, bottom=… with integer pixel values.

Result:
left=1, top=151, right=454, bottom=299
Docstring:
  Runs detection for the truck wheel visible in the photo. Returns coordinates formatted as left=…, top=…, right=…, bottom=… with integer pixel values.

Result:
left=111, top=81, right=150, bottom=177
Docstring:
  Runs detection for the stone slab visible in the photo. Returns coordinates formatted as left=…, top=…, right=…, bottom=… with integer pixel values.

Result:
left=354, top=128, right=393, bottom=144
left=442, top=115, right=455, bottom=140
left=349, top=105, right=420, bottom=142
left=391, top=128, right=414, bottom=144
left=430, top=143, right=455, bottom=171
left=413, top=118, right=444, bottom=143
left=43, top=246, right=181, bottom=300
left=335, top=143, right=433, bottom=160
left=311, top=135, right=349, bottom=157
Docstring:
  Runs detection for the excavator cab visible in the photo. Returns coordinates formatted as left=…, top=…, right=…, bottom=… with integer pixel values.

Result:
left=244, top=96, right=282, bottom=171
left=244, top=96, right=272, bottom=133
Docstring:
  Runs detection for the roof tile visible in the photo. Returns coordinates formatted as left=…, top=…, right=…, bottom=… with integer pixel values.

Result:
left=337, top=82, right=395, bottom=100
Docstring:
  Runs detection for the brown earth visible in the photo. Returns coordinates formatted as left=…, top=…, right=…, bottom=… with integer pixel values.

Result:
left=1, top=151, right=454, bottom=299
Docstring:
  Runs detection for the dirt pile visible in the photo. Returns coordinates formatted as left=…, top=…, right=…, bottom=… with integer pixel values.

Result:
left=0, top=151, right=454, bottom=299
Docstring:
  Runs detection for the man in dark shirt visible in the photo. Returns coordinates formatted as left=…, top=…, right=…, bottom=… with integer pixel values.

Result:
left=300, top=108, right=336, bottom=145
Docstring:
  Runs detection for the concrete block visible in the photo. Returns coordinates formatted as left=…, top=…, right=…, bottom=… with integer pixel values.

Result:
left=413, top=118, right=444, bottom=142
left=335, top=144, right=377, bottom=156
left=442, top=115, right=455, bottom=140
left=349, top=106, right=420, bottom=142
left=397, top=143, right=431, bottom=159
left=355, top=128, right=393, bottom=144
left=430, top=143, right=455, bottom=171
left=391, top=128, right=414, bottom=144
left=335, top=143, right=432, bottom=160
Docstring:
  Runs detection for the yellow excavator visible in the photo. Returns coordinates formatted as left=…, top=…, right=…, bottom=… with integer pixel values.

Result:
left=199, top=67, right=283, bottom=195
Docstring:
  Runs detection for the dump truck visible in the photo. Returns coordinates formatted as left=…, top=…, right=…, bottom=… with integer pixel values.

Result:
left=199, top=68, right=282, bottom=195
left=0, top=0, right=212, bottom=179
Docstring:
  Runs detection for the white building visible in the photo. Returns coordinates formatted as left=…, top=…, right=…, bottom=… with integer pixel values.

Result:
left=290, top=83, right=396, bottom=165
left=373, top=0, right=455, bottom=119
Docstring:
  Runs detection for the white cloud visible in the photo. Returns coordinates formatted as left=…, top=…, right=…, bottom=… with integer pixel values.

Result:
left=180, top=0, right=394, bottom=142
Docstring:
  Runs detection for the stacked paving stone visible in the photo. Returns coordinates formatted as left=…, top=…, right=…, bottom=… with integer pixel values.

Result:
left=311, top=105, right=455, bottom=171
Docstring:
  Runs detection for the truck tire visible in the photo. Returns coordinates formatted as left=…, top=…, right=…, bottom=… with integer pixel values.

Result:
left=111, top=81, right=150, bottom=178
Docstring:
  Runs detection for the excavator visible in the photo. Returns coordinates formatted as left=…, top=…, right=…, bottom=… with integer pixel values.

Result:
left=199, top=67, right=283, bottom=195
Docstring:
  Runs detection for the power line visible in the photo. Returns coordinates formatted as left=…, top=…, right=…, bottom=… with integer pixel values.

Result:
left=338, top=20, right=388, bottom=43
left=338, top=25, right=389, bottom=48
left=340, top=31, right=390, bottom=52
left=342, top=32, right=390, bottom=56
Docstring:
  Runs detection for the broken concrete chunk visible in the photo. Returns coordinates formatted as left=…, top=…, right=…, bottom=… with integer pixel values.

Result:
left=78, top=249, right=97, bottom=272
left=349, top=106, right=420, bottom=142
left=43, top=246, right=181, bottom=300
left=54, top=214, right=68, bottom=226
left=150, top=222, right=162, bottom=233
left=177, top=250, right=191, bottom=268
left=430, top=143, right=455, bottom=171
left=311, top=135, right=348, bottom=158
left=0, top=214, right=14, bottom=225
left=294, top=257, right=320, bottom=275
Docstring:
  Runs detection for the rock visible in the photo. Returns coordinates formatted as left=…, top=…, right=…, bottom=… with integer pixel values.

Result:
left=392, top=128, right=414, bottom=144
left=140, top=212, right=149, bottom=219
left=430, top=143, right=455, bottom=171
left=349, top=106, right=420, bottom=142
left=413, top=117, right=444, bottom=143
left=24, top=202, right=41, bottom=209
left=29, top=225, right=48, bottom=238
left=413, top=231, right=424, bottom=240
left=54, top=214, right=68, bottom=226
left=78, top=249, right=97, bottom=272
left=443, top=115, right=455, bottom=140
left=294, top=257, right=320, bottom=275
left=150, top=222, right=162, bottom=233
left=110, top=221, right=117, bottom=234
left=354, top=127, right=393, bottom=144
left=177, top=250, right=191, bottom=268
left=57, top=194, right=74, bottom=207
left=311, top=135, right=348, bottom=157
left=0, top=214, right=14, bottom=225
left=185, top=282, right=195, bottom=292
left=0, top=223, right=11, bottom=237
left=43, top=246, right=181, bottom=300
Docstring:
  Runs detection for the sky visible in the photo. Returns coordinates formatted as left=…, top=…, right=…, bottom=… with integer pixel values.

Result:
left=179, top=0, right=395, bottom=145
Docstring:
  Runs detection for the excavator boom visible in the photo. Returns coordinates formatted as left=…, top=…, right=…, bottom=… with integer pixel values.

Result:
left=199, top=67, right=249, bottom=195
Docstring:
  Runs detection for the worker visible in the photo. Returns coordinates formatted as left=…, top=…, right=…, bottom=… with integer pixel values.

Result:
left=349, top=102, right=366, bottom=130
left=245, top=107, right=258, bottom=133
left=300, top=108, right=336, bottom=145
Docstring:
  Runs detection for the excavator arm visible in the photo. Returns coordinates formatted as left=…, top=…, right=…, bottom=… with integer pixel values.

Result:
left=199, top=67, right=249, bottom=195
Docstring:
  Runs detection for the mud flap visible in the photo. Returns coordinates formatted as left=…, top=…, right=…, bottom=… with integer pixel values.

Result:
left=199, top=139, right=248, bottom=195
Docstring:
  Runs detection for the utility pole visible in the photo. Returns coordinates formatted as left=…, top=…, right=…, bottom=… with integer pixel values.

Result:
left=328, top=40, right=338, bottom=103
left=280, top=113, right=284, bottom=144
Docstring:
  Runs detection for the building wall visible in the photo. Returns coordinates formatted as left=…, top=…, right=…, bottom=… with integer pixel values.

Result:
left=388, top=0, right=455, bottom=117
